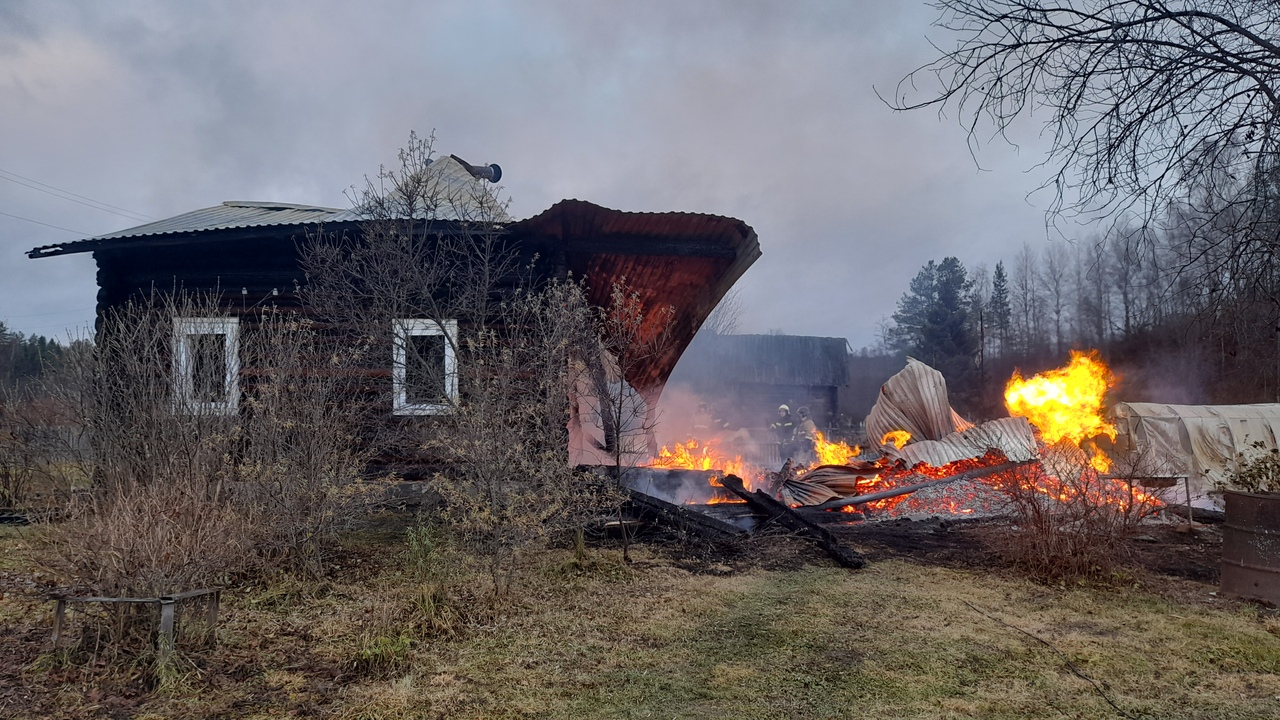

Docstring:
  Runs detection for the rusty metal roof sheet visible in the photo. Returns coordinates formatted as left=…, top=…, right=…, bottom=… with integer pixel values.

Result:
left=885, top=417, right=1039, bottom=467
left=511, top=199, right=761, bottom=397
left=865, top=358, right=974, bottom=443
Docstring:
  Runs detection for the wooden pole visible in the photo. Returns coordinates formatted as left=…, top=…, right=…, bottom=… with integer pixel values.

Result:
left=158, top=599, right=176, bottom=667
left=807, top=460, right=1036, bottom=513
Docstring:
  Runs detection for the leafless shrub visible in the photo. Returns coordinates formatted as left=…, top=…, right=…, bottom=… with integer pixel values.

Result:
left=234, top=309, right=373, bottom=574
left=0, top=397, right=36, bottom=506
left=991, top=443, right=1156, bottom=582
left=588, top=279, right=675, bottom=471
left=32, top=291, right=370, bottom=606
left=302, top=132, right=628, bottom=601
left=46, top=483, right=256, bottom=600
left=428, top=281, right=621, bottom=599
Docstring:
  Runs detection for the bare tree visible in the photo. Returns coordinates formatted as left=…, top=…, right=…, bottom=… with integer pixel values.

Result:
left=893, top=1, right=1280, bottom=239
left=302, top=132, right=626, bottom=596
left=1011, top=243, right=1044, bottom=355
left=701, top=288, right=744, bottom=336
left=1042, top=241, right=1070, bottom=352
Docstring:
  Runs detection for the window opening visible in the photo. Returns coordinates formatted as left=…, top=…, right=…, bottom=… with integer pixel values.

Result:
left=393, top=319, right=458, bottom=415
left=173, top=317, right=239, bottom=415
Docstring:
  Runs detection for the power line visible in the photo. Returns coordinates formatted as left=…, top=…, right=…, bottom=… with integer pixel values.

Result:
left=0, top=167, right=154, bottom=222
left=0, top=208, right=91, bottom=235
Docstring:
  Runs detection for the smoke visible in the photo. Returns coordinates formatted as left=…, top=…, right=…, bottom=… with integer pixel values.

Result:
left=1113, top=352, right=1210, bottom=405
left=652, top=382, right=767, bottom=464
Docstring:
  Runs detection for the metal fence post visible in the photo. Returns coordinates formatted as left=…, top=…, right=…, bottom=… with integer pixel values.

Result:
left=157, top=598, right=176, bottom=666
left=51, top=598, right=66, bottom=650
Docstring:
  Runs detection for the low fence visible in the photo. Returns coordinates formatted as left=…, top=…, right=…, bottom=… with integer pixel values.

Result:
left=50, top=587, right=222, bottom=665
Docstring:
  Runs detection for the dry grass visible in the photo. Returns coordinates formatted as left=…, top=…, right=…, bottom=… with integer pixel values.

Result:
left=2, top=525, right=1280, bottom=719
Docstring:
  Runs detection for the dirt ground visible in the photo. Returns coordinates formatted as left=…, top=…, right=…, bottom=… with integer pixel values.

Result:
left=0, top=514, right=1276, bottom=719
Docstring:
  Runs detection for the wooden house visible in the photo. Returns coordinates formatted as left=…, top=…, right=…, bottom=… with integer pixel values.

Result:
left=28, top=157, right=760, bottom=466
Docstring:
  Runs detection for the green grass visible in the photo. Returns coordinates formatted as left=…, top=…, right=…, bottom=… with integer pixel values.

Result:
left=5, top=531, right=1280, bottom=719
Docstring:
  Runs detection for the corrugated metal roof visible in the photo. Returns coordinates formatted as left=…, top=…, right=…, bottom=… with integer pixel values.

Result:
left=28, top=155, right=499, bottom=258
left=886, top=417, right=1039, bottom=467
left=512, top=199, right=761, bottom=396
left=865, top=358, right=973, bottom=443
left=91, top=201, right=349, bottom=241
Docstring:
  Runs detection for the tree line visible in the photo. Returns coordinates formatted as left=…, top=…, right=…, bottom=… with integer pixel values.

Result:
left=885, top=161, right=1280, bottom=417
left=0, top=321, right=64, bottom=398
left=883, top=1, right=1280, bottom=419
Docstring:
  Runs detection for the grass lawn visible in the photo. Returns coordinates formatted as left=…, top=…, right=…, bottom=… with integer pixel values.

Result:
left=2, top=523, right=1279, bottom=719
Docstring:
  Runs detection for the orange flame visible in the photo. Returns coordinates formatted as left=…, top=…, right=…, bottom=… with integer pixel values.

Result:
left=1005, top=350, right=1117, bottom=471
left=648, top=438, right=746, bottom=479
left=813, top=431, right=861, bottom=466
left=881, top=430, right=912, bottom=449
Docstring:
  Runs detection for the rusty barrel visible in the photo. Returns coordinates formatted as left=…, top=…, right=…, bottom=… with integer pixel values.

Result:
left=1221, top=490, right=1280, bottom=605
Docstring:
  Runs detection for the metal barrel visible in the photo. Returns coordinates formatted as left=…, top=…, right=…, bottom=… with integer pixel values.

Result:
left=1221, top=490, right=1280, bottom=605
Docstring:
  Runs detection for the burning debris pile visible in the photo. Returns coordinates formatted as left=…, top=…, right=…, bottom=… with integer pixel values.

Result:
left=626, top=350, right=1162, bottom=531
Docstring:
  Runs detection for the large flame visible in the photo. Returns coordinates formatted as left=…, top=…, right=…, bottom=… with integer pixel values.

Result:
left=1004, top=350, right=1117, bottom=471
left=813, top=431, right=860, bottom=466
left=648, top=438, right=747, bottom=479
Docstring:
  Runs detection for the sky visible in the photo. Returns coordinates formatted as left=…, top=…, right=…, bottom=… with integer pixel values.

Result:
left=0, top=0, right=1062, bottom=349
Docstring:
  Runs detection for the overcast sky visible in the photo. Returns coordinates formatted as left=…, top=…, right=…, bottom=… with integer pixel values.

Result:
left=0, top=0, right=1062, bottom=348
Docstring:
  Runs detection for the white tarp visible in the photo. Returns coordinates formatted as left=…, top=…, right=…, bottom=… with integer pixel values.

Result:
left=1111, top=402, right=1280, bottom=508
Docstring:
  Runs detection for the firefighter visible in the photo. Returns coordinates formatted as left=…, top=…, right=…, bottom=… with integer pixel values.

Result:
left=793, top=406, right=819, bottom=465
left=771, top=404, right=795, bottom=461
left=770, top=404, right=794, bottom=442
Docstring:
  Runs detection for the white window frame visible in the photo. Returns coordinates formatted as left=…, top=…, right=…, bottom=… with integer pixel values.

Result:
left=172, top=317, right=240, bottom=416
left=392, top=318, right=458, bottom=415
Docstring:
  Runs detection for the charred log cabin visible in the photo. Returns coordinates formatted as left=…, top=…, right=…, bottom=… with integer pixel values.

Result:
left=28, top=185, right=760, bottom=472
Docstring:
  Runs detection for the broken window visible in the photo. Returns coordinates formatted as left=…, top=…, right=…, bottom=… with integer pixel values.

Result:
left=173, top=317, right=240, bottom=415
left=392, top=319, right=458, bottom=415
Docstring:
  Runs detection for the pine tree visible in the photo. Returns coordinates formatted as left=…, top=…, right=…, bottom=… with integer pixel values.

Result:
left=919, top=257, right=977, bottom=388
left=989, top=261, right=1012, bottom=356
left=889, top=261, right=937, bottom=354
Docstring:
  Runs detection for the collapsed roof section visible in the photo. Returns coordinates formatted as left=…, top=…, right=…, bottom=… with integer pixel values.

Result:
left=510, top=199, right=760, bottom=399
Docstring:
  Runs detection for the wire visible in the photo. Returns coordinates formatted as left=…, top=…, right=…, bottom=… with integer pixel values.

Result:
left=0, top=208, right=91, bottom=235
left=964, top=601, right=1141, bottom=719
left=0, top=167, right=154, bottom=222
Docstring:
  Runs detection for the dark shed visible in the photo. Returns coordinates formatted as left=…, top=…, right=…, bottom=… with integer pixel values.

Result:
left=667, top=333, right=850, bottom=429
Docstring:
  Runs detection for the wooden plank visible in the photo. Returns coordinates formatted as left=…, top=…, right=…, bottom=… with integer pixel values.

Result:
left=720, top=474, right=866, bottom=569
left=625, top=488, right=749, bottom=539
left=806, top=460, right=1036, bottom=513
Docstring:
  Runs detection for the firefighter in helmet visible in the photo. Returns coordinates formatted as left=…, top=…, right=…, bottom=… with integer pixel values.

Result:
left=771, top=404, right=795, bottom=461
left=793, top=406, right=818, bottom=465
left=770, top=404, right=794, bottom=442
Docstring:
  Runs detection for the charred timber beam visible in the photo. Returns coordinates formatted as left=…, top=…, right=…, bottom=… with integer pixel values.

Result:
left=720, top=474, right=866, bottom=570
left=625, top=488, right=747, bottom=539
left=807, top=460, right=1037, bottom=513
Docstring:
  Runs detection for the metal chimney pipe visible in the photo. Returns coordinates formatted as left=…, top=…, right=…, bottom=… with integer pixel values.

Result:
left=450, top=154, right=503, bottom=183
